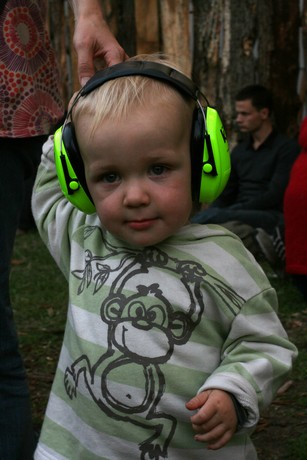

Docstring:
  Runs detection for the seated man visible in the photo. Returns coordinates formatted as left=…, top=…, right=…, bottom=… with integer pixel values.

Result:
left=192, top=84, right=300, bottom=268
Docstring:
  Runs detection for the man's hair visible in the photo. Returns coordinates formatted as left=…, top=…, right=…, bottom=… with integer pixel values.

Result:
left=72, top=54, right=194, bottom=138
left=235, top=84, right=273, bottom=115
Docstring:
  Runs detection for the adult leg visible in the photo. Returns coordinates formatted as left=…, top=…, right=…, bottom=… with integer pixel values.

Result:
left=191, top=206, right=280, bottom=235
left=18, top=175, right=36, bottom=232
left=0, top=137, right=45, bottom=460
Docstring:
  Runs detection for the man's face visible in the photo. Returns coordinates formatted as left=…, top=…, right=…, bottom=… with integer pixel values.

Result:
left=235, top=99, right=269, bottom=134
left=75, top=97, right=193, bottom=247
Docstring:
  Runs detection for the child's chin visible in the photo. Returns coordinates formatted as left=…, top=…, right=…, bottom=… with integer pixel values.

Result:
left=124, top=233, right=169, bottom=248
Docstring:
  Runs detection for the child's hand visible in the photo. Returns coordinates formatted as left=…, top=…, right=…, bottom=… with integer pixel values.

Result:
left=186, top=389, right=237, bottom=450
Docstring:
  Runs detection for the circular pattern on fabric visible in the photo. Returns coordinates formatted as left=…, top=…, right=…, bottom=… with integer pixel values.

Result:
left=12, top=90, right=63, bottom=136
left=1, top=3, right=44, bottom=72
left=5, top=9, right=39, bottom=58
left=0, top=1, right=64, bottom=136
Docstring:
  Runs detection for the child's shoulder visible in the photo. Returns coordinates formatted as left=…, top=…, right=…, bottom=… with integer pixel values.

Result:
left=164, top=223, right=271, bottom=302
left=165, top=223, right=254, bottom=266
left=178, top=223, right=244, bottom=246
left=169, top=222, right=263, bottom=274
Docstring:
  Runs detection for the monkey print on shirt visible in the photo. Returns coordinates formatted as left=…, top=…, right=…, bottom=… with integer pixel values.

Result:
left=64, top=226, right=244, bottom=459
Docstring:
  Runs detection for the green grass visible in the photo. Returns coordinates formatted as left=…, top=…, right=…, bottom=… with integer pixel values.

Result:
left=287, top=434, right=307, bottom=460
left=10, top=230, right=307, bottom=458
left=11, top=230, right=67, bottom=429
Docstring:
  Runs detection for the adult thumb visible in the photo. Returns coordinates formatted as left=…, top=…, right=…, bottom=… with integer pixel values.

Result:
left=78, top=54, right=95, bottom=87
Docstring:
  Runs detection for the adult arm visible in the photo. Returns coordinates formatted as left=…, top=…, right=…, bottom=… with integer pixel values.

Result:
left=69, top=0, right=127, bottom=86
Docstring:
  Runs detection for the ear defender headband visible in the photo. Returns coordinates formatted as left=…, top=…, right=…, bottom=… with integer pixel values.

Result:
left=54, top=60, right=231, bottom=214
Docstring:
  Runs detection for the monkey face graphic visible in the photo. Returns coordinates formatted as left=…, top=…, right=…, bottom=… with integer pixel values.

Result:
left=102, top=279, right=196, bottom=365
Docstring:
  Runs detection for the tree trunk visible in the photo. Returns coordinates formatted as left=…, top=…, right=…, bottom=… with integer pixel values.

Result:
left=101, top=0, right=136, bottom=57
left=192, top=0, right=233, bottom=136
left=135, top=0, right=160, bottom=54
left=267, top=1, right=300, bottom=136
left=159, top=0, right=192, bottom=75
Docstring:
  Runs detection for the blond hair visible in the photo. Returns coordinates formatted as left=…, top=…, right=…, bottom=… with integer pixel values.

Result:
left=72, top=54, right=195, bottom=137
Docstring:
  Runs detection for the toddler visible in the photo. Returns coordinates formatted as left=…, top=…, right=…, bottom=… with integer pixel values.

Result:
left=33, top=54, right=296, bottom=460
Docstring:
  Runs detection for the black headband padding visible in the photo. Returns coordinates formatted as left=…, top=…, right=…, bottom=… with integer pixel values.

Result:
left=80, top=61, right=200, bottom=100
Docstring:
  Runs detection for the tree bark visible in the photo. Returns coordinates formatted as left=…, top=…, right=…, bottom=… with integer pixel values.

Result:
left=102, top=0, right=136, bottom=57
left=135, top=0, right=160, bottom=54
left=267, top=1, right=300, bottom=136
left=192, top=0, right=233, bottom=136
left=159, top=0, right=192, bottom=75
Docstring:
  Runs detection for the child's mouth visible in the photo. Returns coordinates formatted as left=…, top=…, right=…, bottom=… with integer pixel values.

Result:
left=127, top=219, right=157, bottom=230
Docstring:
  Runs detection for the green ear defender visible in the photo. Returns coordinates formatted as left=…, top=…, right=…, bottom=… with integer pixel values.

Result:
left=197, top=106, right=230, bottom=203
left=54, top=60, right=230, bottom=214
left=54, top=127, right=96, bottom=214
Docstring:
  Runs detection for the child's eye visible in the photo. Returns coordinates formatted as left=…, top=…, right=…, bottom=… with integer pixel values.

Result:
left=101, top=172, right=120, bottom=183
left=150, top=165, right=168, bottom=176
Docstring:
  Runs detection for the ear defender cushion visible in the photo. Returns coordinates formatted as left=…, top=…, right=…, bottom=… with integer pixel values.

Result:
left=54, top=126, right=96, bottom=214
left=193, top=106, right=231, bottom=203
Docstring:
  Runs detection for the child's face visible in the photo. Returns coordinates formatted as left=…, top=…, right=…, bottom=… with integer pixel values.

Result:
left=76, top=98, right=193, bottom=247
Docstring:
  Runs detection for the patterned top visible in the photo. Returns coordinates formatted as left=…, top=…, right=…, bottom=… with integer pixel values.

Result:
left=0, top=0, right=64, bottom=137
left=32, top=137, right=297, bottom=460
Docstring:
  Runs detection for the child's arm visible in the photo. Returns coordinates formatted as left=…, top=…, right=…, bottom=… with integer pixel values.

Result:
left=186, top=389, right=238, bottom=449
left=184, top=277, right=297, bottom=450
left=32, top=135, right=94, bottom=274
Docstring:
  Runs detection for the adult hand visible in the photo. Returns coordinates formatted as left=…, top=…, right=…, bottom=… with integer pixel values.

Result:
left=186, top=389, right=237, bottom=450
left=71, top=0, right=128, bottom=86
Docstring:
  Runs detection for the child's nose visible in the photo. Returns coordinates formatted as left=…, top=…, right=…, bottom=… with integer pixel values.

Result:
left=123, top=180, right=150, bottom=207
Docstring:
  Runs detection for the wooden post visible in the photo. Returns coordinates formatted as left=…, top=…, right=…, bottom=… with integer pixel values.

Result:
left=135, top=0, right=160, bottom=54
left=159, top=0, right=192, bottom=75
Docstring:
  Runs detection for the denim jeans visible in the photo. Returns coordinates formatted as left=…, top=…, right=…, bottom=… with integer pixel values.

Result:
left=191, top=204, right=282, bottom=235
left=0, top=136, right=46, bottom=460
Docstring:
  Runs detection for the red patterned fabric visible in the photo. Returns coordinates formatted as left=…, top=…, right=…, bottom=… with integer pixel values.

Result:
left=0, top=0, right=64, bottom=137
left=284, top=117, right=307, bottom=275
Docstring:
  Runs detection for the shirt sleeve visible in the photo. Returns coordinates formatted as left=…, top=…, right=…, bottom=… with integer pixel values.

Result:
left=198, top=286, right=297, bottom=429
left=32, top=135, right=96, bottom=277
